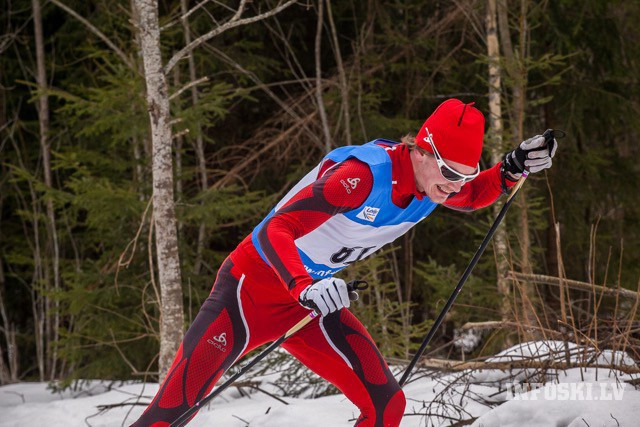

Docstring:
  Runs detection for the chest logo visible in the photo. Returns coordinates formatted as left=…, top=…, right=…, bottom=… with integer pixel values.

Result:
left=356, top=206, right=380, bottom=222
left=340, top=177, right=361, bottom=194
left=347, top=177, right=360, bottom=189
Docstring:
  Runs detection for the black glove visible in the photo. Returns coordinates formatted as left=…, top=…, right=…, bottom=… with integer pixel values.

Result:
left=502, top=132, right=558, bottom=182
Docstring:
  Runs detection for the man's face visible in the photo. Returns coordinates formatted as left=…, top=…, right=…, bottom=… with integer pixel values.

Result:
left=410, top=149, right=477, bottom=203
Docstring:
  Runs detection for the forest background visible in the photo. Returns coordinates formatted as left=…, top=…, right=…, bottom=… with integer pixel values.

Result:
left=1, top=0, right=639, bottom=389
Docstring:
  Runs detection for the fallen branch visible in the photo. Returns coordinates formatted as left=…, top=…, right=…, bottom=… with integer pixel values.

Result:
left=420, top=357, right=640, bottom=375
left=508, top=271, right=639, bottom=301
left=247, top=384, right=288, bottom=405
left=96, top=402, right=149, bottom=410
left=460, top=321, right=561, bottom=337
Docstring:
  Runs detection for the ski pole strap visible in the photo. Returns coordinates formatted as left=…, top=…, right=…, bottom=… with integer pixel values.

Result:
left=347, top=280, right=369, bottom=302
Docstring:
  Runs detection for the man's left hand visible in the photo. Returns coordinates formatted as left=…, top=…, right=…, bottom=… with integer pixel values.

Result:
left=502, top=134, right=558, bottom=181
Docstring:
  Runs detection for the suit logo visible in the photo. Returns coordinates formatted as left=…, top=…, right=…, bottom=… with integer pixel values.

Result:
left=212, top=332, right=226, bottom=346
left=347, top=177, right=360, bottom=189
left=340, top=177, right=361, bottom=194
left=207, top=332, right=227, bottom=352
left=356, top=206, right=380, bottom=222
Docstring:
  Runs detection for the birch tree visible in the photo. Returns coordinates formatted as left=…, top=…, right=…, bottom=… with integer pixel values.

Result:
left=133, top=0, right=298, bottom=380
left=0, top=254, right=19, bottom=383
left=133, top=0, right=184, bottom=381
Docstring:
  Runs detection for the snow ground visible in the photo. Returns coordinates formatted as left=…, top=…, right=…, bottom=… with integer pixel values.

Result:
left=1, top=341, right=638, bottom=426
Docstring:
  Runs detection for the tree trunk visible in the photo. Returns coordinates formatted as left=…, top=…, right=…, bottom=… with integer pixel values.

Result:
left=514, top=0, right=536, bottom=335
left=171, top=66, right=184, bottom=236
left=32, top=0, right=60, bottom=380
left=512, top=0, right=531, bottom=277
left=180, top=0, right=207, bottom=274
left=486, top=0, right=511, bottom=327
left=402, top=230, right=415, bottom=357
left=325, top=0, right=351, bottom=146
left=0, top=258, right=19, bottom=383
left=131, top=0, right=149, bottom=203
left=497, top=0, right=538, bottom=338
left=315, top=0, right=332, bottom=153
left=133, top=0, right=184, bottom=382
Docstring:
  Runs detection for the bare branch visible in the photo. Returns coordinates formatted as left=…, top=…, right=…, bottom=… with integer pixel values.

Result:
left=229, top=0, right=249, bottom=22
left=203, top=44, right=324, bottom=149
left=49, top=0, right=135, bottom=70
left=161, top=0, right=212, bottom=31
left=115, top=198, right=152, bottom=291
left=169, top=76, right=209, bottom=101
left=173, top=129, right=190, bottom=140
left=109, top=329, right=145, bottom=375
left=164, top=0, right=298, bottom=74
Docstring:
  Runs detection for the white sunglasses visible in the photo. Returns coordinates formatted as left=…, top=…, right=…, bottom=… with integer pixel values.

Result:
left=423, top=127, right=480, bottom=183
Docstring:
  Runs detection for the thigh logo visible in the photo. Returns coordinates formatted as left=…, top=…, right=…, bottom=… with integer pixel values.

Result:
left=207, top=332, right=227, bottom=352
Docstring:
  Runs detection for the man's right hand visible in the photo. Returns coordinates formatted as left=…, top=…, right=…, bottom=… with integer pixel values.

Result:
left=502, top=133, right=558, bottom=181
left=299, top=278, right=350, bottom=317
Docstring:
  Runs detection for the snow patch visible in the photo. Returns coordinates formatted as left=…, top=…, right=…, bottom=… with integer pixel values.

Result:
left=1, top=341, right=638, bottom=426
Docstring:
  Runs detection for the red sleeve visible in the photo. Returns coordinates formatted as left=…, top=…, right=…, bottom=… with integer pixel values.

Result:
left=443, top=162, right=516, bottom=212
left=256, top=158, right=373, bottom=299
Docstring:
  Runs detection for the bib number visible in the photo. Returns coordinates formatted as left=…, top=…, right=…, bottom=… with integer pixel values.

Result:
left=330, top=246, right=376, bottom=265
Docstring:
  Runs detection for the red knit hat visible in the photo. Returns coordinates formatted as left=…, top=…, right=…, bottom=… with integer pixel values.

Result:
left=415, top=99, right=485, bottom=168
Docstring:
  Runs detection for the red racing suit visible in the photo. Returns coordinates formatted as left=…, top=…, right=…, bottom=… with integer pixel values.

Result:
left=131, top=142, right=513, bottom=427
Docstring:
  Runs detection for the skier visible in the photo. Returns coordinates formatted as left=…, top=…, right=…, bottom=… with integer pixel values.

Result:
left=132, top=98, right=557, bottom=426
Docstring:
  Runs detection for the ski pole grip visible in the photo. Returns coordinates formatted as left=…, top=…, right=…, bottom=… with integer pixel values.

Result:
left=542, top=128, right=565, bottom=157
left=347, top=279, right=369, bottom=301
left=542, top=129, right=555, bottom=156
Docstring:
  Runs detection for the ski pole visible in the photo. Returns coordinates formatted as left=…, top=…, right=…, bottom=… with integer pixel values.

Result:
left=398, top=129, right=560, bottom=387
left=170, top=280, right=368, bottom=427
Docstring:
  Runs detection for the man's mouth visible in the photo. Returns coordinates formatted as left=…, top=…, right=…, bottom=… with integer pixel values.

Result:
left=436, top=184, right=450, bottom=195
